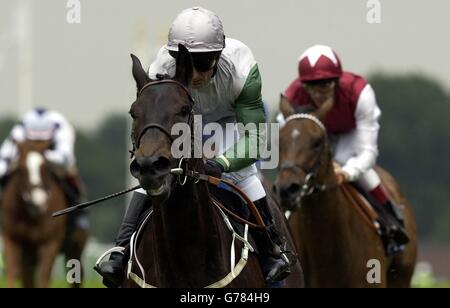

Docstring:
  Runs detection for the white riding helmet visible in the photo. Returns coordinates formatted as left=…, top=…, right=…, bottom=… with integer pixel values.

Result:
left=23, top=108, right=56, bottom=140
left=166, top=7, right=225, bottom=52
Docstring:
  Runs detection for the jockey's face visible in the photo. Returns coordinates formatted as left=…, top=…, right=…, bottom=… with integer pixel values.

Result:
left=170, top=50, right=220, bottom=89
left=303, top=79, right=337, bottom=107
left=191, top=67, right=215, bottom=89
left=190, top=51, right=220, bottom=89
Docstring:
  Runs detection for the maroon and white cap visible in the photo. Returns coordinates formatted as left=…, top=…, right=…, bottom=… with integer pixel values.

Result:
left=298, top=45, right=342, bottom=82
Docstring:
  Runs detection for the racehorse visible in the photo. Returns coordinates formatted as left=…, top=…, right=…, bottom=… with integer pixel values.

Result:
left=274, top=100, right=417, bottom=287
left=0, top=139, right=86, bottom=287
left=122, top=45, right=303, bottom=288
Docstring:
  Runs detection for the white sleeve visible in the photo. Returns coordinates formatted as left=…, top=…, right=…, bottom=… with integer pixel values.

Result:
left=342, top=84, right=381, bottom=181
left=44, top=115, right=76, bottom=168
left=276, top=112, right=286, bottom=127
left=0, top=125, right=24, bottom=177
left=0, top=125, right=25, bottom=162
left=148, top=46, right=176, bottom=79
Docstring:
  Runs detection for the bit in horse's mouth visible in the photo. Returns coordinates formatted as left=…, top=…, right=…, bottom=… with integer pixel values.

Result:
left=147, top=184, right=165, bottom=196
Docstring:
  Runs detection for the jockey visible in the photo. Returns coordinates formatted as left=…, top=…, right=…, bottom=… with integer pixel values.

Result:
left=97, top=6, right=290, bottom=287
left=277, top=45, right=409, bottom=255
left=0, top=108, right=89, bottom=231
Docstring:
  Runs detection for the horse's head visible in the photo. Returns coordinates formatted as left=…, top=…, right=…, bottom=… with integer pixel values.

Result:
left=15, top=139, right=53, bottom=216
left=129, top=44, right=194, bottom=198
left=275, top=97, right=332, bottom=211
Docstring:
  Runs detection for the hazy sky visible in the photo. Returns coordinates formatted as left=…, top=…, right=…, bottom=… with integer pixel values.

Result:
left=0, top=0, right=449, bottom=129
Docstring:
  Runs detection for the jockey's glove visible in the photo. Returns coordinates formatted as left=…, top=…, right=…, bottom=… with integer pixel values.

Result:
left=205, top=159, right=224, bottom=179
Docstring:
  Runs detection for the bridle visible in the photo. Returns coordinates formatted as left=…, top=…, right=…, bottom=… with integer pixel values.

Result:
left=130, top=79, right=195, bottom=156
left=280, top=113, right=337, bottom=200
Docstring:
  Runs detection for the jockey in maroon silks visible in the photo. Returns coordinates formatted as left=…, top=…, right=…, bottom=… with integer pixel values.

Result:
left=277, top=45, right=409, bottom=255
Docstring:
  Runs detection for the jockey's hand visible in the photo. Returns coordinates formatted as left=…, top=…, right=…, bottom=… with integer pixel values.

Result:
left=333, top=162, right=350, bottom=185
left=204, top=159, right=224, bottom=179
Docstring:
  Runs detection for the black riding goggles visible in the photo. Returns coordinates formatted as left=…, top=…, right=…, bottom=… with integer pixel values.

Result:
left=302, top=78, right=338, bottom=87
left=169, top=50, right=221, bottom=72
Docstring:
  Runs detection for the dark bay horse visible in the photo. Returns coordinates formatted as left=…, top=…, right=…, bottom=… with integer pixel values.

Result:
left=275, top=100, right=417, bottom=288
left=0, top=140, right=86, bottom=287
left=123, top=46, right=303, bottom=288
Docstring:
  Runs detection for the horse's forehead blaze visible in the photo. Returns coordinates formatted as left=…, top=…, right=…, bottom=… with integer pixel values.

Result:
left=26, top=151, right=44, bottom=186
left=291, top=128, right=301, bottom=140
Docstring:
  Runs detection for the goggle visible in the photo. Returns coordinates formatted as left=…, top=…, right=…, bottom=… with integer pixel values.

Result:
left=191, top=52, right=220, bottom=72
left=169, top=51, right=221, bottom=72
left=302, top=78, right=337, bottom=89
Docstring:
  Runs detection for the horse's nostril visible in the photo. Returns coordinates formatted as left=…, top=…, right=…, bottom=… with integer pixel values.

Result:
left=133, top=156, right=171, bottom=176
left=130, top=159, right=140, bottom=177
left=280, top=183, right=301, bottom=199
left=288, top=183, right=301, bottom=195
left=152, top=157, right=171, bottom=173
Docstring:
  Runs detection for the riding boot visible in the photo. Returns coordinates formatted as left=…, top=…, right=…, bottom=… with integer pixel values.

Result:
left=251, top=197, right=291, bottom=285
left=384, top=200, right=409, bottom=244
left=95, top=192, right=149, bottom=288
left=375, top=199, right=410, bottom=256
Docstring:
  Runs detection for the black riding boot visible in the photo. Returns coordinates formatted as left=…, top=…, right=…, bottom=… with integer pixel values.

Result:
left=251, top=197, right=291, bottom=285
left=376, top=200, right=410, bottom=256
left=95, top=192, right=149, bottom=288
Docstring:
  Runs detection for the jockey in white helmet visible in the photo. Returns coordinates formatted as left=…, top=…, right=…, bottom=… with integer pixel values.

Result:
left=97, top=7, right=291, bottom=287
left=277, top=45, right=409, bottom=255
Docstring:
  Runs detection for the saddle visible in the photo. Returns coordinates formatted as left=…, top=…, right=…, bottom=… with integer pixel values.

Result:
left=341, top=183, right=380, bottom=231
left=342, top=183, right=409, bottom=252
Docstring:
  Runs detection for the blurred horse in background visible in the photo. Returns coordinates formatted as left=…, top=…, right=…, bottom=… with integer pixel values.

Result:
left=274, top=102, right=417, bottom=287
left=0, top=139, right=87, bottom=287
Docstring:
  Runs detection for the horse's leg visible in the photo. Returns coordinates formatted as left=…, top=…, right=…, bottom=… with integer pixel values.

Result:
left=3, top=235, right=22, bottom=288
left=36, top=240, right=61, bottom=288
left=20, top=246, right=36, bottom=288
left=63, top=228, right=88, bottom=288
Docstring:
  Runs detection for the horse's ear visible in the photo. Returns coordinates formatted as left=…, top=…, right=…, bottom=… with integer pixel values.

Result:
left=131, top=54, right=150, bottom=92
left=279, top=94, right=295, bottom=118
left=174, top=44, right=193, bottom=87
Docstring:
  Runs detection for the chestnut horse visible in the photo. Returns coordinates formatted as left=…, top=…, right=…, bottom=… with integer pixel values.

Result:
left=275, top=101, right=417, bottom=288
left=122, top=46, right=303, bottom=288
left=0, top=140, right=85, bottom=287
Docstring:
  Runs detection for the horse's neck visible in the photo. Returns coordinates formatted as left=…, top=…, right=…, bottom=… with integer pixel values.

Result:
left=151, top=179, right=229, bottom=282
left=154, top=181, right=219, bottom=237
left=299, top=159, right=351, bottom=241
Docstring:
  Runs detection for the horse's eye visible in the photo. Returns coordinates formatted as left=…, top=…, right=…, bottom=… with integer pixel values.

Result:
left=178, top=105, right=191, bottom=117
left=129, top=110, right=138, bottom=119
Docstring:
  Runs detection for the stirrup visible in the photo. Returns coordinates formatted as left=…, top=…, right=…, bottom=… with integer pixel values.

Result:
left=265, top=255, right=291, bottom=283
left=94, top=246, right=125, bottom=273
